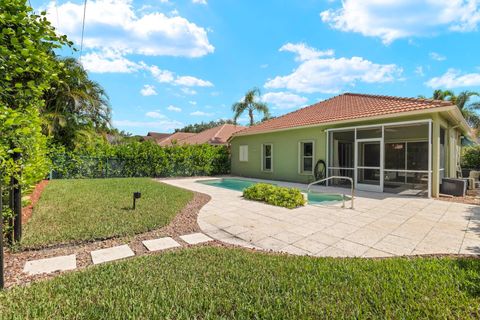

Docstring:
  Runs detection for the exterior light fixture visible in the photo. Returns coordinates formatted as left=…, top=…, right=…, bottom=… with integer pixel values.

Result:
left=133, top=192, right=141, bottom=210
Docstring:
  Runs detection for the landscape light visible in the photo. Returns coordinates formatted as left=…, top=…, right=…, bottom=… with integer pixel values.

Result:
left=133, top=192, right=141, bottom=210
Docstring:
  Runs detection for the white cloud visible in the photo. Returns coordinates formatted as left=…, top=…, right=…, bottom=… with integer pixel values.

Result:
left=265, top=43, right=401, bottom=94
left=140, top=84, right=157, bottom=96
left=189, top=100, right=197, bottom=105
left=174, top=76, right=213, bottom=87
left=425, top=69, right=480, bottom=88
left=46, top=0, right=214, bottom=57
left=113, top=119, right=182, bottom=130
left=80, top=49, right=140, bottom=73
left=192, top=0, right=207, bottom=4
left=320, top=0, right=480, bottom=44
left=415, top=66, right=425, bottom=77
left=145, top=111, right=166, bottom=119
left=262, top=92, right=308, bottom=109
left=190, top=111, right=213, bottom=116
left=145, top=65, right=175, bottom=83
left=279, top=43, right=334, bottom=61
left=429, top=52, right=446, bottom=61
left=181, top=88, right=197, bottom=95
left=141, top=64, right=213, bottom=87
left=167, top=105, right=182, bottom=112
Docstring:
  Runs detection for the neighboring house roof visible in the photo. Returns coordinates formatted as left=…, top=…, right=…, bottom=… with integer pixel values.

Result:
left=146, top=132, right=171, bottom=141
left=181, top=124, right=246, bottom=145
left=234, top=93, right=463, bottom=137
left=157, top=132, right=196, bottom=146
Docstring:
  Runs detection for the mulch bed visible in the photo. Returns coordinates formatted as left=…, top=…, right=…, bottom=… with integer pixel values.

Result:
left=3, top=191, right=218, bottom=288
left=22, top=180, right=49, bottom=224
left=438, top=189, right=480, bottom=206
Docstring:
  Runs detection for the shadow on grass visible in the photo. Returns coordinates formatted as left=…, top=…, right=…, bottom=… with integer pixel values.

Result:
left=455, top=258, right=480, bottom=298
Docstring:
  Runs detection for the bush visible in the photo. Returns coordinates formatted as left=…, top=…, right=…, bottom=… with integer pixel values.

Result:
left=243, top=183, right=306, bottom=209
left=49, top=141, right=230, bottom=179
left=462, top=145, right=480, bottom=169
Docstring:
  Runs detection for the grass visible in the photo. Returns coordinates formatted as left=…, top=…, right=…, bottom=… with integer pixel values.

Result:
left=22, top=178, right=193, bottom=248
left=1, top=247, right=479, bottom=319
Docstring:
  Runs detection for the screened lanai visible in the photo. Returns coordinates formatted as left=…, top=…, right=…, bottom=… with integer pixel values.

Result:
left=326, top=120, right=450, bottom=197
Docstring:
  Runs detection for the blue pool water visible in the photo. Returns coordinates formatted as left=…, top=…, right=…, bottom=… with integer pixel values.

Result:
left=197, top=178, right=260, bottom=191
left=197, top=178, right=348, bottom=204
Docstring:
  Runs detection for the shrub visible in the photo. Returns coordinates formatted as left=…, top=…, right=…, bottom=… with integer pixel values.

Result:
left=49, top=141, right=230, bottom=179
left=462, top=145, right=480, bottom=169
left=243, top=183, right=306, bottom=209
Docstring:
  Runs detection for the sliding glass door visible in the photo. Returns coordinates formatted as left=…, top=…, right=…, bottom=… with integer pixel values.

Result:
left=356, top=139, right=383, bottom=192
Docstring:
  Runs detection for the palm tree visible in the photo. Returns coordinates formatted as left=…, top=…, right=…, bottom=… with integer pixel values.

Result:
left=427, top=89, right=480, bottom=129
left=232, top=88, right=270, bottom=126
left=42, top=57, right=111, bottom=148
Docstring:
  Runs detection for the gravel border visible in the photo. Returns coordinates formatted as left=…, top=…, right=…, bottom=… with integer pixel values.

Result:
left=3, top=190, right=213, bottom=288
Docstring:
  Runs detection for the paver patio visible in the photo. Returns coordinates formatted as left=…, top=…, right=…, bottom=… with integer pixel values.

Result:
left=161, top=177, right=480, bottom=257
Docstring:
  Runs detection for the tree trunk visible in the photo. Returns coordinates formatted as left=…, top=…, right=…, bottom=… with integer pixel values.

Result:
left=249, top=108, right=254, bottom=126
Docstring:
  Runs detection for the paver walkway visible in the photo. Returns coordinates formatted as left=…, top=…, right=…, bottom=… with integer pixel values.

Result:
left=22, top=232, right=212, bottom=275
left=162, top=177, right=480, bottom=257
left=23, top=254, right=77, bottom=275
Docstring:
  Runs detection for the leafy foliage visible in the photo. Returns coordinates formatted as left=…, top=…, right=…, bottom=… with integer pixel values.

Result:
left=175, top=119, right=235, bottom=133
left=49, top=142, right=231, bottom=179
left=461, top=145, right=480, bottom=169
left=424, top=89, right=480, bottom=129
left=232, top=87, right=270, bottom=126
left=0, top=0, right=72, bottom=232
left=243, top=183, right=306, bottom=209
left=42, top=57, right=111, bottom=149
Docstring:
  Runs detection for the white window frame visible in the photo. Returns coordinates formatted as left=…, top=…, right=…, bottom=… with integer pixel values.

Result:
left=298, top=140, right=315, bottom=175
left=261, top=143, right=273, bottom=172
left=239, top=145, right=248, bottom=162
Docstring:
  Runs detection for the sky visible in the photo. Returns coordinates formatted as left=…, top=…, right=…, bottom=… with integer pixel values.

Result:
left=32, top=0, right=480, bottom=135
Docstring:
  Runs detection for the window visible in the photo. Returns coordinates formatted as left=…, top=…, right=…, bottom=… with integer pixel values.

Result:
left=239, top=145, right=248, bottom=162
left=262, top=144, right=272, bottom=172
left=299, top=141, right=314, bottom=174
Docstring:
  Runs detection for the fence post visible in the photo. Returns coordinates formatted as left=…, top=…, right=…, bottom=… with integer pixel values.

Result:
left=7, top=177, right=14, bottom=245
left=12, top=152, right=22, bottom=243
left=0, top=182, right=5, bottom=289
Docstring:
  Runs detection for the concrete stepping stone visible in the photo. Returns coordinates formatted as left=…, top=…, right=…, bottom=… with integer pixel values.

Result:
left=142, top=237, right=181, bottom=252
left=23, top=254, right=76, bottom=275
left=91, top=244, right=135, bottom=264
left=180, top=232, right=213, bottom=244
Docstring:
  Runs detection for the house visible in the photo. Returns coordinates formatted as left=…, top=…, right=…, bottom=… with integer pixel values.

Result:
left=229, top=93, right=472, bottom=198
left=142, top=132, right=171, bottom=143
left=146, top=124, right=246, bottom=146
left=157, top=132, right=196, bottom=146
left=180, top=124, right=246, bottom=145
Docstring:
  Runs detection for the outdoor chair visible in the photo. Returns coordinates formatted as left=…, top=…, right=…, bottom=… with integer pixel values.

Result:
left=468, top=170, right=480, bottom=189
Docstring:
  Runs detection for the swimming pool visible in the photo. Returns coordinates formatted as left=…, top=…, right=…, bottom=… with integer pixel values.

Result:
left=197, top=178, right=349, bottom=204
left=197, top=178, right=261, bottom=191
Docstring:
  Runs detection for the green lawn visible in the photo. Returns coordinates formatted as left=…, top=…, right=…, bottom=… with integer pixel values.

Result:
left=1, top=247, right=479, bottom=319
left=22, top=178, right=193, bottom=248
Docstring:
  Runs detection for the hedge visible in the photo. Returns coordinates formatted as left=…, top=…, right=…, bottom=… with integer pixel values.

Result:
left=243, top=183, right=306, bottom=209
left=50, top=141, right=230, bottom=179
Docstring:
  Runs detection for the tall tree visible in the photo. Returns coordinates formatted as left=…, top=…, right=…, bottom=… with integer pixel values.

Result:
left=428, top=89, right=480, bottom=129
left=232, top=88, right=270, bottom=126
left=42, top=57, right=111, bottom=149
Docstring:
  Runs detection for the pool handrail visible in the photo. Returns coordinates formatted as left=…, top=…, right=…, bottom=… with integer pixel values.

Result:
left=307, top=176, right=354, bottom=209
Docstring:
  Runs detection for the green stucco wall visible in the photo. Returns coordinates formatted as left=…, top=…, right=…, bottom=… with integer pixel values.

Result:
left=230, top=112, right=464, bottom=196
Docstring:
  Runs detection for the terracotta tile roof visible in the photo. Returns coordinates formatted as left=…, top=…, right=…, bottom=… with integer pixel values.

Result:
left=234, top=93, right=455, bottom=136
left=181, top=124, right=246, bottom=145
left=157, top=132, right=196, bottom=146
left=144, top=132, right=171, bottom=142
